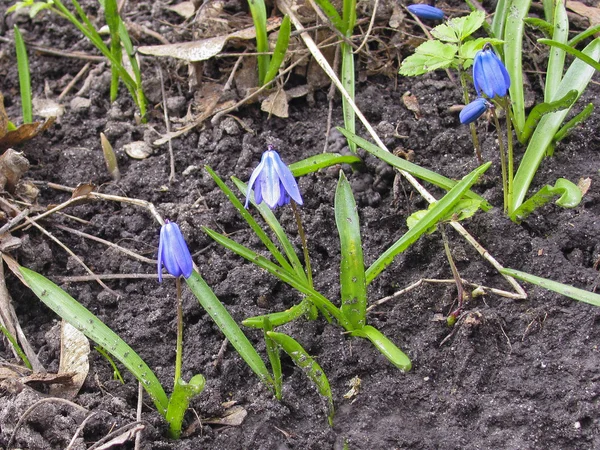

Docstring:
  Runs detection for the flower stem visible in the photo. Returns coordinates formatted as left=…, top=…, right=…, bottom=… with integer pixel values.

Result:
left=501, top=97, right=514, bottom=213
left=291, top=201, right=312, bottom=286
left=491, top=107, right=508, bottom=213
left=458, top=68, right=482, bottom=163
left=174, top=277, right=183, bottom=386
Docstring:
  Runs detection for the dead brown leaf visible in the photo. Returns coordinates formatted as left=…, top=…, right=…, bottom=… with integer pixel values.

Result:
left=566, top=1, right=600, bottom=25
left=0, top=92, right=54, bottom=150
left=0, top=149, right=30, bottom=193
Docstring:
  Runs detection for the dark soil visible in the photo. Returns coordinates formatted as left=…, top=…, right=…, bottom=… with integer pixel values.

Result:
left=1, top=1, right=600, bottom=449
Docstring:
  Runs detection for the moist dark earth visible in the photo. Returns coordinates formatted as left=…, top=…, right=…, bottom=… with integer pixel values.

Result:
left=1, top=0, right=600, bottom=449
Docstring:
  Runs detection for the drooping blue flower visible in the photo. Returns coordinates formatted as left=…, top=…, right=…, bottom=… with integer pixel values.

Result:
left=407, top=4, right=444, bottom=20
left=472, top=44, right=511, bottom=99
left=245, top=146, right=303, bottom=209
left=158, top=220, right=193, bottom=282
left=459, top=97, right=491, bottom=124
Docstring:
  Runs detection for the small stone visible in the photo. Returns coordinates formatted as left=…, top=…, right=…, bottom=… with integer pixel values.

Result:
left=166, top=96, right=187, bottom=116
left=70, top=97, right=91, bottom=111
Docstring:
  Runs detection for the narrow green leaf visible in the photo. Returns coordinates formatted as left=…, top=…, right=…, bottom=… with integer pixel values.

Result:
left=166, top=374, right=206, bottom=439
left=504, top=0, right=532, bottom=133
left=18, top=266, right=169, bottom=415
left=544, top=0, right=568, bottom=102
left=186, top=271, right=273, bottom=388
left=365, top=162, right=491, bottom=284
left=264, top=15, right=291, bottom=85
left=523, top=18, right=554, bottom=38
left=203, top=227, right=349, bottom=328
left=501, top=268, right=600, bottom=307
left=568, top=24, right=600, bottom=48
left=206, top=167, right=296, bottom=277
left=289, top=153, right=362, bottom=176
left=267, top=331, right=334, bottom=425
left=262, top=318, right=282, bottom=400
left=341, top=42, right=356, bottom=153
left=335, top=171, right=366, bottom=330
left=242, top=298, right=313, bottom=329
left=313, top=0, right=343, bottom=32
left=510, top=178, right=582, bottom=223
left=104, top=0, right=121, bottom=103
left=553, top=103, right=594, bottom=144
left=519, top=90, right=577, bottom=145
left=13, top=26, right=32, bottom=124
left=247, top=0, right=269, bottom=84
left=351, top=325, right=411, bottom=371
left=539, top=38, right=600, bottom=73
left=0, top=323, right=32, bottom=370
left=491, top=0, right=510, bottom=40
left=337, top=128, right=491, bottom=210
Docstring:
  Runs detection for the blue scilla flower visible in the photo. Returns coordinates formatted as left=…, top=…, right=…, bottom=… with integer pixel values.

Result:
left=407, top=4, right=444, bottom=20
left=158, top=220, right=193, bottom=282
left=459, top=97, right=491, bottom=124
left=245, top=146, right=303, bottom=209
left=472, top=44, right=511, bottom=99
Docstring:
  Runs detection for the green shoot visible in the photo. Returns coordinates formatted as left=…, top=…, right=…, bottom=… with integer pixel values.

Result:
left=13, top=26, right=33, bottom=124
left=262, top=317, right=282, bottom=400
left=263, top=15, right=291, bottom=85
left=501, top=269, right=600, bottom=307
left=0, top=323, right=32, bottom=370
left=247, top=0, right=269, bottom=85
left=95, top=345, right=124, bottom=383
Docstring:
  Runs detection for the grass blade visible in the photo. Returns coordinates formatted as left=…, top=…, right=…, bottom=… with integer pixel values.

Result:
left=519, top=89, right=577, bottom=145
left=13, top=26, right=32, bottom=124
left=18, top=266, right=169, bottom=415
left=501, top=268, right=600, bottom=307
left=242, top=299, right=313, bottom=328
left=491, top=0, right=510, bottom=40
left=312, top=0, right=343, bottom=31
left=264, top=15, right=291, bottom=85
left=365, top=162, right=491, bottom=284
left=335, top=171, right=366, bottom=330
left=247, top=0, right=269, bottom=84
left=185, top=271, right=273, bottom=388
left=504, top=0, right=532, bottom=133
left=509, top=178, right=582, bottom=222
left=337, top=127, right=491, bottom=210
left=544, top=0, right=568, bottom=101
left=267, top=331, right=334, bottom=425
left=103, top=0, right=121, bottom=103
left=341, top=43, right=356, bottom=153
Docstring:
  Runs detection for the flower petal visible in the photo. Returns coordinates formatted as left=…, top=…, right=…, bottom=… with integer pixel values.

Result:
left=271, top=152, right=303, bottom=205
left=459, top=98, right=489, bottom=124
left=407, top=4, right=444, bottom=20
left=245, top=159, right=266, bottom=208
left=261, top=152, right=283, bottom=208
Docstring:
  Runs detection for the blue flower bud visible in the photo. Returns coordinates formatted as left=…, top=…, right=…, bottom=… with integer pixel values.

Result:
left=245, top=146, right=303, bottom=209
left=459, top=97, right=490, bottom=124
left=158, top=220, right=193, bottom=282
left=407, top=4, right=445, bottom=20
left=472, top=45, right=511, bottom=99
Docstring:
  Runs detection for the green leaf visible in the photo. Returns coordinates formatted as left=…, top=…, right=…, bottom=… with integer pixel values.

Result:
left=312, top=0, right=344, bottom=33
left=510, top=178, right=583, bottom=222
left=539, top=38, right=600, bottom=73
left=264, top=15, right=291, bottom=85
left=519, top=90, right=578, bottom=144
left=166, top=374, right=206, bottom=439
left=13, top=26, right=32, bottom=124
left=335, top=171, right=366, bottom=330
left=553, top=103, right=594, bottom=145
left=247, top=0, right=269, bottom=84
left=242, top=299, right=313, bottom=328
left=459, top=38, right=504, bottom=63
left=18, top=266, right=169, bottom=415
left=365, top=162, right=491, bottom=284
left=501, top=268, right=600, bottom=307
left=455, top=10, right=486, bottom=41
left=262, top=317, right=282, bottom=400
left=523, top=17, right=554, bottom=37
left=267, top=331, right=334, bottom=425
left=504, top=0, right=532, bottom=133
left=491, top=0, right=510, bottom=40
left=431, top=23, right=460, bottom=43
left=289, top=153, right=362, bottom=176
left=399, top=41, right=458, bottom=76
left=544, top=0, right=569, bottom=102
left=351, top=325, right=411, bottom=371
left=568, top=24, right=600, bottom=48
left=337, top=128, right=491, bottom=210
left=341, top=42, right=356, bottom=153
left=185, top=271, right=273, bottom=388
left=202, top=227, right=349, bottom=328
left=406, top=198, right=481, bottom=234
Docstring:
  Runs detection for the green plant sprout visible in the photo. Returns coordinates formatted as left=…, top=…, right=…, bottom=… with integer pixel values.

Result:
left=13, top=26, right=33, bottom=124
left=8, top=0, right=147, bottom=119
left=399, top=2, right=598, bottom=221
left=95, top=345, right=124, bottom=383
left=246, top=0, right=291, bottom=86
left=0, top=323, right=32, bottom=370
